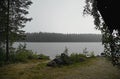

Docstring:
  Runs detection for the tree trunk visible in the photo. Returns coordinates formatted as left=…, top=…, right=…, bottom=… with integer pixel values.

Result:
left=6, top=0, right=10, bottom=62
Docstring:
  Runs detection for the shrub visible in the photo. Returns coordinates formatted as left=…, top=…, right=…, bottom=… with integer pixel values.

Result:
left=0, top=43, right=50, bottom=66
left=38, top=54, right=50, bottom=60
left=60, top=52, right=71, bottom=65
left=47, top=47, right=88, bottom=67
left=47, top=47, right=71, bottom=67
left=69, top=53, right=86, bottom=63
left=10, top=43, right=39, bottom=62
left=15, top=50, right=32, bottom=62
left=13, top=44, right=33, bottom=62
left=89, top=51, right=95, bottom=57
left=0, top=48, right=6, bottom=66
left=47, top=54, right=70, bottom=67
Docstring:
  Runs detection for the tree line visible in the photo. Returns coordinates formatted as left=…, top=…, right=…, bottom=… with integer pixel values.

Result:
left=21, top=32, right=102, bottom=42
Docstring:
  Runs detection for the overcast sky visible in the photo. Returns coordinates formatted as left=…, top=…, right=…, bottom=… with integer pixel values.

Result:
left=24, top=0, right=101, bottom=34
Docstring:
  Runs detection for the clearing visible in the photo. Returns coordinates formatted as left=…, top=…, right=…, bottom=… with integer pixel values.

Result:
left=0, top=57, right=120, bottom=79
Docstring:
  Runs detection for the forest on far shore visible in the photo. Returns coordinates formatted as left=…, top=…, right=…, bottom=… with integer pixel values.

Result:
left=21, top=32, right=102, bottom=42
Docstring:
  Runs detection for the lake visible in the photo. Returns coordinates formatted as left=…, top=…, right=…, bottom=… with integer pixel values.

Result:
left=13, top=42, right=104, bottom=59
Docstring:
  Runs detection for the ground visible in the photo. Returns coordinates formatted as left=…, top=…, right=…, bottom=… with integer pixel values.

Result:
left=0, top=57, right=120, bottom=79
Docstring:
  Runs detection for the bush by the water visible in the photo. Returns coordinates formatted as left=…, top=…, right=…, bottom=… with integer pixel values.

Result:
left=47, top=53, right=70, bottom=67
left=38, top=54, right=49, bottom=60
left=70, top=53, right=86, bottom=63
left=9, top=44, right=38, bottom=62
left=47, top=48, right=88, bottom=67
left=0, top=43, right=49, bottom=66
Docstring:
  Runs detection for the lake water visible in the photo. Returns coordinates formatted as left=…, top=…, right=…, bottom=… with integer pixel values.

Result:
left=13, top=42, right=104, bottom=59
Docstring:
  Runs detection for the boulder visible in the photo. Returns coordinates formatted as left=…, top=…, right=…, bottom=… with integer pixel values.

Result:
left=47, top=60, right=57, bottom=67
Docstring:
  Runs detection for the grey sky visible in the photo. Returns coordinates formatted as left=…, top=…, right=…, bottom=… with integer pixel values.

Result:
left=24, top=0, right=101, bottom=34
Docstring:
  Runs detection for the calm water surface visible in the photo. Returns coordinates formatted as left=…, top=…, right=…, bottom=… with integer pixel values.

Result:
left=13, top=42, right=104, bottom=59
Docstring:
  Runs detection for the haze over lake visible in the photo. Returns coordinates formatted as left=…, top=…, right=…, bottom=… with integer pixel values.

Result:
left=13, top=42, right=104, bottom=59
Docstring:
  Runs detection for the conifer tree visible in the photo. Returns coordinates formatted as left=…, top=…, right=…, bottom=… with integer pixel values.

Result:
left=0, top=0, right=32, bottom=61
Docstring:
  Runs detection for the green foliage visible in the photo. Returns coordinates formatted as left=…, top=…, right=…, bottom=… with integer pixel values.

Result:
left=13, top=44, right=49, bottom=62
left=47, top=48, right=89, bottom=67
left=0, top=43, right=49, bottom=66
left=60, top=52, right=71, bottom=65
left=7, top=44, right=37, bottom=62
left=83, top=0, right=101, bottom=29
left=84, top=0, right=120, bottom=65
left=0, top=0, right=33, bottom=43
left=89, top=51, right=95, bottom=57
left=69, top=53, right=86, bottom=63
left=15, top=50, right=33, bottom=62
left=60, top=47, right=71, bottom=65
left=0, top=0, right=33, bottom=62
left=0, top=48, right=6, bottom=66
left=38, top=54, right=50, bottom=60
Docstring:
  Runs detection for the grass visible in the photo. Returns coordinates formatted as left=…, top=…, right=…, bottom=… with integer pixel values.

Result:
left=0, top=57, right=120, bottom=79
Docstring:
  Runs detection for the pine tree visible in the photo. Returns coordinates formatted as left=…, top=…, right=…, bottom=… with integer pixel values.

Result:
left=0, top=0, right=32, bottom=61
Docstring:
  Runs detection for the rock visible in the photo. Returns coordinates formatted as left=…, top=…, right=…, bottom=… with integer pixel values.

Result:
left=53, top=58, right=63, bottom=65
left=47, top=60, right=57, bottom=67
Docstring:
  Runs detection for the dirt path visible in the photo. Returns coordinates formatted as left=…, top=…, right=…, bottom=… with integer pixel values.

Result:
left=68, top=57, right=120, bottom=79
left=51, top=57, right=120, bottom=79
left=0, top=57, right=120, bottom=79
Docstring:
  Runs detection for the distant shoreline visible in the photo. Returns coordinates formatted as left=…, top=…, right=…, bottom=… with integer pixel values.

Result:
left=16, top=41, right=102, bottom=43
left=19, top=32, right=102, bottom=42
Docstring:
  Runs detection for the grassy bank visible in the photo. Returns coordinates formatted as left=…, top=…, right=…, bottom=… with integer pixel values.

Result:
left=0, top=57, right=120, bottom=79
